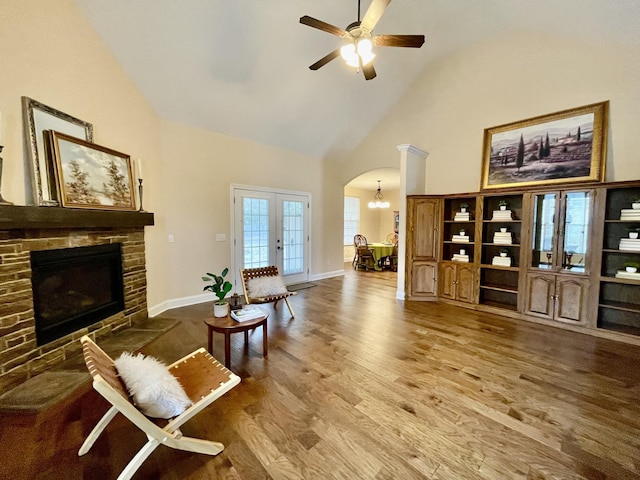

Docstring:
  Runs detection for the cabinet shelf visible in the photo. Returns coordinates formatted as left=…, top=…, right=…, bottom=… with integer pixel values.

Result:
left=480, top=282, right=518, bottom=293
left=480, top=264, right=519, bottom=271
left=598, top=300, right=640, bottom=313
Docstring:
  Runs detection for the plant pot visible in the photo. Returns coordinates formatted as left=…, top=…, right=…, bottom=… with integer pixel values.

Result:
left=500, top=227, right=507, bottom=233
left=213, top=302, right=229, bottom=318
left=459, top=249, right=466, bottom=255
left=632, top=202, right=640, bottom=210
left=499, top=205, right=507, bottom=211
left=460, top=207, right=467, bottom=213
left=630, top=232, right=639, bottom=239
left=626, top=266, right=638, bottom=273
left=500, top=252, right=507, bottom=257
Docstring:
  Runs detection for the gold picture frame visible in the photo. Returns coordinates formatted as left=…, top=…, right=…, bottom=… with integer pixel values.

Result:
left=480, top=101, right=608, bottom=191
left=22, top=96, right=94, bottom=206
left=48, top=131, right=136, bottom=211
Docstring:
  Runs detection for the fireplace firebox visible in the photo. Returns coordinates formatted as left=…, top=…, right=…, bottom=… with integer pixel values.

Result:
left=31, top=243, right=125, bottom=345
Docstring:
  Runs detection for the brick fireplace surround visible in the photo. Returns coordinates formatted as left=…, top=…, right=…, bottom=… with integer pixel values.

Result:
left=0, top=205, right=154, bottom=394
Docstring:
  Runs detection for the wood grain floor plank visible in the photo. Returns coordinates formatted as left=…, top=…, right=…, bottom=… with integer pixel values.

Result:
left=3, top=266, right=640, bottom=479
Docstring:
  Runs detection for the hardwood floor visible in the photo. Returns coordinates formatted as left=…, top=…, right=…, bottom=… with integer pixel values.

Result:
left=2, top=266, right=640, bottom=479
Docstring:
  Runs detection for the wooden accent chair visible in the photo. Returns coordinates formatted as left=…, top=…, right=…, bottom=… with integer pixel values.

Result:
left=353, top=234, right=375, bottom=270
left=240, top=265, right=297, bottom=317
left=78, top=335, right=240, bottom=480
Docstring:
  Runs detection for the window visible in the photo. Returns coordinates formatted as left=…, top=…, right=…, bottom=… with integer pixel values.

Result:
left=344, top=196, right=360, bottom=245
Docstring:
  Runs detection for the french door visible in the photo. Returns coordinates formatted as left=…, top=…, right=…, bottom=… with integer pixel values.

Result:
left=232, top=187, right=310, bottom=290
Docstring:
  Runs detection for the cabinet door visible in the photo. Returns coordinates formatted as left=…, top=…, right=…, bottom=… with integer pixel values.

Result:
left=439, top=263, right=456, bottom=300
left=411, top=198, right=440, bottom=261
left=555, top=276, right=590, bottom=324
left=525, top=273, right=555, bottom=319
left=456, top=264, right=475, bottom=303
left=410, top=262, right=437, bottom=299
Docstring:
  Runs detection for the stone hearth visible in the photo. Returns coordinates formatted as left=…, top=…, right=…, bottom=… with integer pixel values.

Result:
left=0, top=206, right=154, bottom=394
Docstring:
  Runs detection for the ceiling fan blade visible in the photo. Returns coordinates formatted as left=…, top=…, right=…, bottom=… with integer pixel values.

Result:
left=300, top=15, right=347, bottom=37
left=361, top=0, right=392, bottom=32
left=309, top=48, right=341, bottom=70
left=362, top=62, right=377, bottom=81
left=373, top=34, right=425, bottom=48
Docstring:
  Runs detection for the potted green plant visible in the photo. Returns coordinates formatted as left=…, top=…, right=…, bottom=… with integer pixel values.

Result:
left=498, top=199, right=508, bottom=211
left=623, top=261, right=640, bottom=273
left=202, top=268, right=233, bottom=317
left=460, top=202, right=469, bottom=213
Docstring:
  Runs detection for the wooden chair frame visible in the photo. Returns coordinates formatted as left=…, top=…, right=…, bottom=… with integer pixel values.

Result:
left=78, top=335, right=240, bottom=480
left=240, top=266, right=297, bottom=318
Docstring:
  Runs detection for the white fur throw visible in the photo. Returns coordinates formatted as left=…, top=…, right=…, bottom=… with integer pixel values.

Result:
left=114, top=352, right=192, bottom=419
left=247, top=275, right=288, bottom=298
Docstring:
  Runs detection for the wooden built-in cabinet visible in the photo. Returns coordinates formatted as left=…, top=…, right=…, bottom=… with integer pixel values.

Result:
left=596, top=184, right=640, bottom=336
left=405, top=180, right=640, bottom=344
left=406, top=198, right=440, bottom=300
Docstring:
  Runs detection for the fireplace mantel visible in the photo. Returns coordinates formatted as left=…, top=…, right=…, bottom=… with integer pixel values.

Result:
left=0, top=205, right=154, bottom=230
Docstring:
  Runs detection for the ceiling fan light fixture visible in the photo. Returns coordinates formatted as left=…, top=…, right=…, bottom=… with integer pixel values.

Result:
left=368, top=180, right=390, bottom=209
left=357, top=38, right=375, bottom=66
left=340, top=42, right=360, bottom=68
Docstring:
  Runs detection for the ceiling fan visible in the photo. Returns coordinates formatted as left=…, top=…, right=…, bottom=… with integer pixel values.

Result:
left=299, top=0, right=425, bottom=81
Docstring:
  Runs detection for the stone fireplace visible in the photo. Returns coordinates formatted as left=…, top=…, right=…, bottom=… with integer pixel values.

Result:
left=0, top=206, right=154, bottom=394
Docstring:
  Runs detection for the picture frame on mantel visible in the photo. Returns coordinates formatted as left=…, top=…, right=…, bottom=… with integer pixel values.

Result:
left=480, top=101, right=608, bottom=191
left=22, top=96, right=94, bottom=206
left=48, top=131, right=136, bottom=211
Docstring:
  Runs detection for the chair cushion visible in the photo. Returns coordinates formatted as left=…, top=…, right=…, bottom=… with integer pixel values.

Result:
left=114, top=352, right=192, bottom=419
left=247, top=275, right=288, bottom=298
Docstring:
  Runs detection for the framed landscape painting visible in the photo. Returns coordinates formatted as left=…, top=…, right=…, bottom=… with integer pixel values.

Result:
left=48, top=131, right=136, bottom=210
left=480, top=101, right=608, bottom=191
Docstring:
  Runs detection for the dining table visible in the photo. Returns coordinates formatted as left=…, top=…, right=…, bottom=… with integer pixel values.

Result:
left=368, top=242, right=396, bottom=271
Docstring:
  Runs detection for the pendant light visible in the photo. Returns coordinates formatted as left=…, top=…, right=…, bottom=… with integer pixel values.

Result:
left=368, top=180, right=390, bottom=209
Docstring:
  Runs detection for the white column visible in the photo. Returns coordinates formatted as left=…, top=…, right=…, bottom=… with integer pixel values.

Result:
left=395, top=144, right=428, bottom=300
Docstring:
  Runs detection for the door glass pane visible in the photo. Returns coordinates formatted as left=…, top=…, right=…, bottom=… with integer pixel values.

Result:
left=531, top=193, right=556, bottom=269
left=562, top=191, right=590, bottom=272
left=243, top=197, right=270, bottom=268
left=282, top=200, right=304, bottom=275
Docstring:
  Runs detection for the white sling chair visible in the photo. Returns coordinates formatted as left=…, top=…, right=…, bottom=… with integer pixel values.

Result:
left=78, top=335, right=240, bottom=480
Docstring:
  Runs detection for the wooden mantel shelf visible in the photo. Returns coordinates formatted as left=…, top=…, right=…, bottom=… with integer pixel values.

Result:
left=0, top=205, right=154, bottom=230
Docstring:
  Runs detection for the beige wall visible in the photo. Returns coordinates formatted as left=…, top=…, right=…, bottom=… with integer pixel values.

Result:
left=0, top=0, right=168, bottom=308
left=158, top=119, right=326, bottom=309
left=2, top=2, right=639, bottom=312
left=344, top=31, right=640, bottom=193
left=0, top=0, right=337, bottom=315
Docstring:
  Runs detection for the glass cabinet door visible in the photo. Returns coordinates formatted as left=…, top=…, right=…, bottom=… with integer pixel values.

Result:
left=530, top=190, right=591, bottom=272
left=562, top=191, right=590, bottom=273
left=531, top=193, right=558, bottom=269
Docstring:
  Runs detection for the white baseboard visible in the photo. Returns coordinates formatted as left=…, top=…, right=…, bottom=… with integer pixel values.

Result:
left=148, top=293, right=212, bottom=318
left=149, top=269, right=346, bottom=317
left=309, top=269, right=344, bottom=282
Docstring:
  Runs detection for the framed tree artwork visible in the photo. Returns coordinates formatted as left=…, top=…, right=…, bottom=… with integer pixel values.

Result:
left=48, top=131, right=136, bottom=211
left=480, top=101, right=608, bottom=191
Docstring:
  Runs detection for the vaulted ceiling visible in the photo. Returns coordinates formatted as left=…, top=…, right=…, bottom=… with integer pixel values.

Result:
left=75, top=0, right=639, bottom=168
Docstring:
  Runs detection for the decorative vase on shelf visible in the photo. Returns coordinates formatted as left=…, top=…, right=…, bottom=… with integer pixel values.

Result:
left=626, top=266, right=638, bottom=273
left=632, top=202, right=640, bottom=210
left=630, top=232, right=639, bottom=239
left=500, top=227, right=507, bottom=233
left=500, top=252, right=508, bottom=257
left=460, top=249, right=466, bottom=255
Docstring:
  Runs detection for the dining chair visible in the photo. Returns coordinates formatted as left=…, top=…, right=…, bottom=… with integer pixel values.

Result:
left=353, top=234, right=375, bottom=270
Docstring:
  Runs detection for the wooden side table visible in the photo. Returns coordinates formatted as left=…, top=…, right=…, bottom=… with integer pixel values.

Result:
left=204, top=311, right=269, bottom=368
